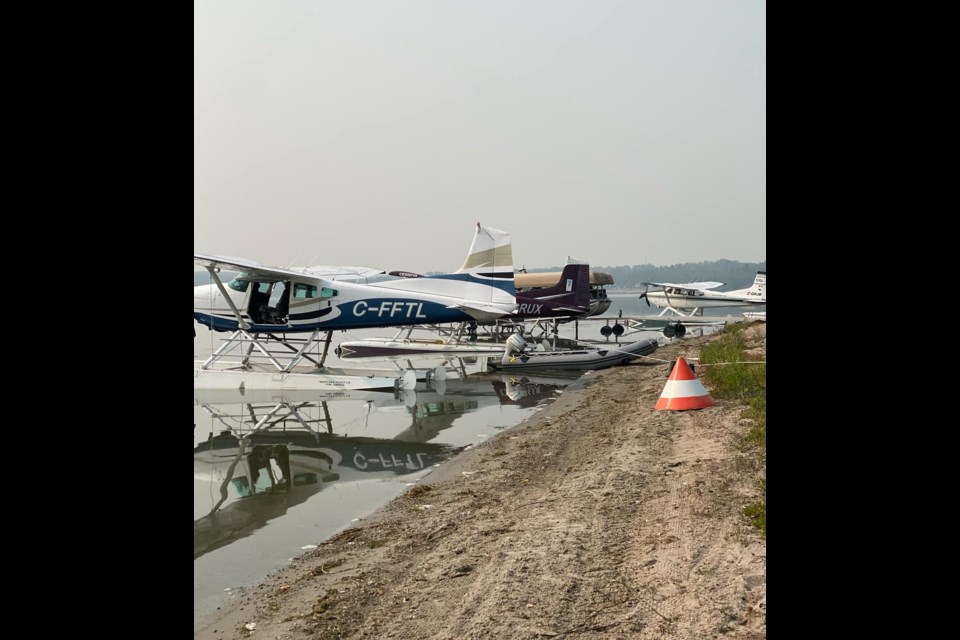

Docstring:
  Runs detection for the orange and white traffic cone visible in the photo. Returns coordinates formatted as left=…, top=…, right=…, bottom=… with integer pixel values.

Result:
left=656, top=356, right=715, bottom=411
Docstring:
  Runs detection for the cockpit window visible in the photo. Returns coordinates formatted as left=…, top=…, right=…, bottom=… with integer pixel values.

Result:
left=294, top=283, right=317, bottom=299
left=228, top=278, right=249, bottom=292
left=320, top=287, right=338, bottom=298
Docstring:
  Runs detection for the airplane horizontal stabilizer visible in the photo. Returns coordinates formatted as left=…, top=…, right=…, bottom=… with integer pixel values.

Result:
left=447, top=302, right=518, bottom=321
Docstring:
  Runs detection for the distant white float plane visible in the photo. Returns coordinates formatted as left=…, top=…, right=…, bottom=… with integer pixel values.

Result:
left=639, top=271, right=766, bottom=317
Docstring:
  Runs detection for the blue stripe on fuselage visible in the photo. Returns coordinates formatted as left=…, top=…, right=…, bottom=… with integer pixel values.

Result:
left=336, top=299, right=472, bottom=328
left=194, top=299, right=476, bottom=334
left=423, top=272, right=515, bottom=294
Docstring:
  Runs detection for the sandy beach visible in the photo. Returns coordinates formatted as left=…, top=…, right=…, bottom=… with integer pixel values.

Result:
left=194, top=323, right=767, bottom=639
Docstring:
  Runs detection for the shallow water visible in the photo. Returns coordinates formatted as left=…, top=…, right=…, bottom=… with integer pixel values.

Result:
left=193, top=325, right=581, bottom=624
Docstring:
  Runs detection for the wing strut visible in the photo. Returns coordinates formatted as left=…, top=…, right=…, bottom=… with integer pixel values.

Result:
left=205, top=266, right=249, bottom=331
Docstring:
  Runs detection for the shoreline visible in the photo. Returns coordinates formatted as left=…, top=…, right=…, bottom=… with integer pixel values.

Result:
left=195, top=325, right=766, bottom=639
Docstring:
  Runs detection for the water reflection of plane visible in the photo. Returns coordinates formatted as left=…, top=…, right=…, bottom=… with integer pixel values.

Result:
left=392, top=372, right=580, bottom=442
left=194, top=386, right=410, bottom=407
left=194, top=392, right=464, bottom=560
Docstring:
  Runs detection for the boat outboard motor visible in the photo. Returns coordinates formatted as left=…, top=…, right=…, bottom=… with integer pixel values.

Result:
left=504, top=376, right=526, bottom=402
left=501, top=332, right=527, bottom=364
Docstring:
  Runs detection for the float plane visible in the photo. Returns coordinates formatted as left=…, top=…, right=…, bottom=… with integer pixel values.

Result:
left=639, top=271, right=766, bottom=317
left=194, top=223, right=517, bottom=371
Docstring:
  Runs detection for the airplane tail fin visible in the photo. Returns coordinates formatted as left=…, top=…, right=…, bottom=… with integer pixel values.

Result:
left=386, top=223, right=515, bottom=319
left=454, top=223, right=515, bottom=278
left=448, top=223, right=516, bottom=304
left=566, top=261, right=592, bottom=311
left=533, top=260, right=591, bottom=312
left=747, top=271, right=766, bottom=301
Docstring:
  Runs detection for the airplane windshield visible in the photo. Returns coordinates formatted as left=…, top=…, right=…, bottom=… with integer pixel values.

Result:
left=228, top=278, right=249, bottom=292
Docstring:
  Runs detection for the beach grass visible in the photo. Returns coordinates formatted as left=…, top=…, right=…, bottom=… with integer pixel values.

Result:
left=701, top=322, right=766, bottom=538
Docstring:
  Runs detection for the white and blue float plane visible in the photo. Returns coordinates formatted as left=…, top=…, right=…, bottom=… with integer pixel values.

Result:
left=194, top=223, right=518, bottom=374
left=638, top=271, right=766, bottom=318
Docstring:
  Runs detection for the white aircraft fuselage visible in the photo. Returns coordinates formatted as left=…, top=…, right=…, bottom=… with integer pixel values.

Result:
left=644, top=272, right=766, bottom=314
left=644, top=288, right=765, bottom=309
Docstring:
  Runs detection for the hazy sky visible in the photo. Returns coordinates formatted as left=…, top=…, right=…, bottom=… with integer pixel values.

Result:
left=195, top=0, right=765, bottom=273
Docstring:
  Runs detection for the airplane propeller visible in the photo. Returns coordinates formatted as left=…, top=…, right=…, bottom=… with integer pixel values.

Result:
left=638, top=285, right=651, bottom=307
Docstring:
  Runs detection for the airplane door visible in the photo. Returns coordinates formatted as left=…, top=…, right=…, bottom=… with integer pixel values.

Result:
left=268, top=281, right=291, bottom=323
left=268, top=281, right=288, bottom=308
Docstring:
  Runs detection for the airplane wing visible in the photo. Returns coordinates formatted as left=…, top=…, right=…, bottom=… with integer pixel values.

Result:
left=194, top=253, right=300, bottom=280
left=194, top=254, right=385, bottom=282
left=304, top=265, right=387, bottom=281
left=448, top=302, right=519, bottom=321
left=195, top=253, right=267, bottom=271
left=642, top=281, right=725, bottom=290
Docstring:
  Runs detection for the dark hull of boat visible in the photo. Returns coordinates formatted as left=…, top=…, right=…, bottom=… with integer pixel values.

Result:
left=487, top=338, right=658, bottom=372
